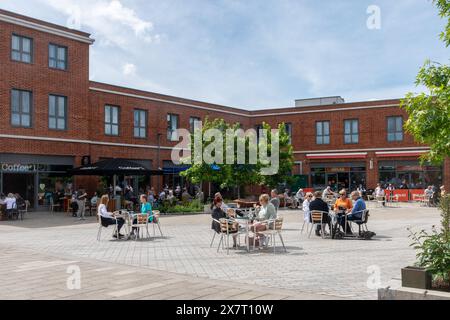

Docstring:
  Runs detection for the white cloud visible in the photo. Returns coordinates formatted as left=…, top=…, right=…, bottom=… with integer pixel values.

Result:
left=122, top=63, right=136, bottom=76
left=38, top=0, right=160, bottom=48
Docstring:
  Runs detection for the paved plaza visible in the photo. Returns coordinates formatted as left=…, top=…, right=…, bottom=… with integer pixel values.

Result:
left=0, top=204, right=441, bottom=300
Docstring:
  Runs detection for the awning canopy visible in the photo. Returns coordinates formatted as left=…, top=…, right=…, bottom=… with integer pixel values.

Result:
left=69, top=158, right=164, bottom=176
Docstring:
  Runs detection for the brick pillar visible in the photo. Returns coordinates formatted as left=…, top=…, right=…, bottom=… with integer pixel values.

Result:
left=366, top=153, right=378, bottom=189
left=444, top=158, right=450, bottom=191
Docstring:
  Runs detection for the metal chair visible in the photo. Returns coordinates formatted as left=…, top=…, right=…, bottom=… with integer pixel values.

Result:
left=148, top=210, right=163, bottom=237
left=215, top=218, right=239, bottom=255
left=309, top=210, right=329, bottom=239
left=18, top=200, right=30, bottom=220
left=348, top=209, right=371, bottom=235
left=130, top=213, right=150, bottom=241
left=257, top=218, right=287, bottom=253
left=49, top=197, right=61, bottom=213
left=97, top=213, right=121, bottom=241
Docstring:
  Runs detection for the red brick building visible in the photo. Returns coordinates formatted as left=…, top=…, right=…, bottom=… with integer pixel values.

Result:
left=0, top=9, right=448, bottom=208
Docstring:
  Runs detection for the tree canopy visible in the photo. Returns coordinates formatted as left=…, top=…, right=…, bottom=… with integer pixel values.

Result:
left=401, top=0, right=450, bottom=164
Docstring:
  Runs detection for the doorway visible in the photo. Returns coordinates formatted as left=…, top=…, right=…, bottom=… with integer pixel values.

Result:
left=2, top=173, right=35, bottom=206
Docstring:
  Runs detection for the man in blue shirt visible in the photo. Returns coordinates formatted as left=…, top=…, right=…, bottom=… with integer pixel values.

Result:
left=347, top=191, right=366, bottom=221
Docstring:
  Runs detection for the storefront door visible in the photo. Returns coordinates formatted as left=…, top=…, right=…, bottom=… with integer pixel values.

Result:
left=2, top=173, right=35, bottom=207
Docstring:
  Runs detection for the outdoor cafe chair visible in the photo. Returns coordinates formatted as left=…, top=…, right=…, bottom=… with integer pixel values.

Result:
left=96, top=213, right=122, bottom=241
left=347, top=209, right=371, bottom=236
left=257, top=217, right=287, bottom=253
left=309, top=210, right=329, bottom=239
left=148, top=210, right=163, bottom=237
left=49, top=197, right=61, bottom=213
left=130, top=213, right=150, bottom=241
left=214, top=218, right=239, bottom=255
left=18, top=200, right=30, bottom=221
left=300, top=215, right=312, bottom=235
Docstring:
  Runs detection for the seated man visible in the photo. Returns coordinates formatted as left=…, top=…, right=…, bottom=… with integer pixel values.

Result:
left=347, top=191, right=366, bottom=222
left=309, top=191, right=331, bottom=237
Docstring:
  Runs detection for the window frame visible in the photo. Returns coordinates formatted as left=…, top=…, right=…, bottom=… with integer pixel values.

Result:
left=189, top=116, right=201, bottom=134
left=316, top=121, right=330, bottom=145
left=167, top=114, right=180, bottom=141
left=48, top=94, right=68, bottom=131
left=104, top=105, right=120, bottom=136
left=11, top=33, right=33, bottom=64
left=344, top=119, right=359, bottom=144
left=387, top=116, right=404, bottom=142
left=48, top=43, right=68, bottom=71
left=133, top=109, right=148, bottom=139
left=10, top=89, right=33, bottom=128
left=283, top=123, right=293, bottom=144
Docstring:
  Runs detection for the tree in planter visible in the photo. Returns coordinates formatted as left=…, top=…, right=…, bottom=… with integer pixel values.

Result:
left=408, top=195, right=450, bottom=289
left=402, top=1, right=450, bottom=291
left=401, top=0, right=450, bottom=164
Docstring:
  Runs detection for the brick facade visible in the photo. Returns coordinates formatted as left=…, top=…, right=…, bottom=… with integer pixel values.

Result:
left=0, top=9, right=448, bottom=206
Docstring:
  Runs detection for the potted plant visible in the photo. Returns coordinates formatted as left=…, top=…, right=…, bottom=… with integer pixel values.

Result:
left=406, top=195, right=450, bottom=292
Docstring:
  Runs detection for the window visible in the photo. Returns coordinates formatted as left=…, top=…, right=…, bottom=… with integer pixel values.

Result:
left=49, top=44, right=68, bottom=70
left=344, top=119, right=359, bottom=144
left=11, top=34, right=33, bottom=63
left=387, top=116, right=403, bottom=142
left=167, top=114, right=179, bottom=141
left=134, top=109, right=147, bottom=138
left=284, top=123, right=292, bottom=144
left=105, top=105, right=119, bottom=136
left=49, top=95, right=67, bottom=130
left=316, top=121, right=330, bottom=145
left=11, top=89, right=32, bottom=127
left=255, top=124, right=263, bottom=142
left=189, top=117, right=201, bottom=134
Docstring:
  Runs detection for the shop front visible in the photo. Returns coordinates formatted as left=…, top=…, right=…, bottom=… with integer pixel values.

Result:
left=310, top=162, right=367, bottom=192
left=378, top=160, right=443, bottom=189
left=0, top=154, right=74, bottom=210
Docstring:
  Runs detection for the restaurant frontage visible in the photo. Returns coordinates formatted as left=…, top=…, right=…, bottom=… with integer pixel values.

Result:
left=310, top=162, right=367, bottom=192
left=378, top=160, right=443, bottom=189
left=0, top=154, right=74, bottom=210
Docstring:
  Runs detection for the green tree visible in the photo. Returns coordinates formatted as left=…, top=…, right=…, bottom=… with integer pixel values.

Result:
left=258, top=122, right=295, bottom=189
left=401, top=0, right=450, bottom=164
left=180, top=118, right=294, bottom=198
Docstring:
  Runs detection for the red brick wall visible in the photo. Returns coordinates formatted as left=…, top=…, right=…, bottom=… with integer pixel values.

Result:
left=0, top=12, right=449, bottom=195
left=0, top=20, right=90, bottom=142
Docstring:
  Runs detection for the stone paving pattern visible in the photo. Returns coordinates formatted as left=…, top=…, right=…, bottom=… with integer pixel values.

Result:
left=0, top=203, right=440, bottom=300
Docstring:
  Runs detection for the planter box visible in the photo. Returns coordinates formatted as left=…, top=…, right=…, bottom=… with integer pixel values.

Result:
left=379, top=278, right=450, bottom=300
left=401, top=266, right=432, bottom=290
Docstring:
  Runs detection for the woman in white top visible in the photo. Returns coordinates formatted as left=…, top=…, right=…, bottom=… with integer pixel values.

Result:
left=5, top=193, right=17, bottom=220
left=302, top=192, right=313, bottom=223
left=98, top=195, right=125, bottom=239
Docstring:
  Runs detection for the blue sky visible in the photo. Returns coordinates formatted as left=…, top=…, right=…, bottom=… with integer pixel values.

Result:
left=1, top=0, right=448, bottom=109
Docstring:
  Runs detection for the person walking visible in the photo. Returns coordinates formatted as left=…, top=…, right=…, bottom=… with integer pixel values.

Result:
left=76, top=188, right=88, bottom=220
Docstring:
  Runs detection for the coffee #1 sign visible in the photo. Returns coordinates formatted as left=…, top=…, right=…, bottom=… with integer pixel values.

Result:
left=0, top=163, right=45, bottom=173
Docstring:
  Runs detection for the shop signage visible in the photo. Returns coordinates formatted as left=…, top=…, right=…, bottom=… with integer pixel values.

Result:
left=326, top=167, right=350, bottom=173
left=397, top=165, right=423, bottom=171
left=1, top=163, right=44, bottom=172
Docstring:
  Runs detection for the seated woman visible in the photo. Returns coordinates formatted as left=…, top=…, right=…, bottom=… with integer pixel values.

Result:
left=211, top=196, right=239, bottom=248
left=251, top=194, right=277, bottom=246
left=333, top=189, right=353, bottom=235
left=129, top=194, right=155, bottom=238
left=98, top=195, right=125, bottom=239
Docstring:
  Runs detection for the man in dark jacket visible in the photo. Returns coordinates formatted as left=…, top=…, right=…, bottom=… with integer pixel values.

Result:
left=309, top=191, right=331, bottom=237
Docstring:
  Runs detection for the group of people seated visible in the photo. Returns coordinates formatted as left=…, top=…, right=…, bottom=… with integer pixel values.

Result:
left=303, top=189, right=366, bottom=237
left=211, top=193, right=277, bottom=248
left=0, top=193, right=26, bottom=220
left=147, top=185, right=202, bottom=208
left=97, top=193, right=158, bottom=240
